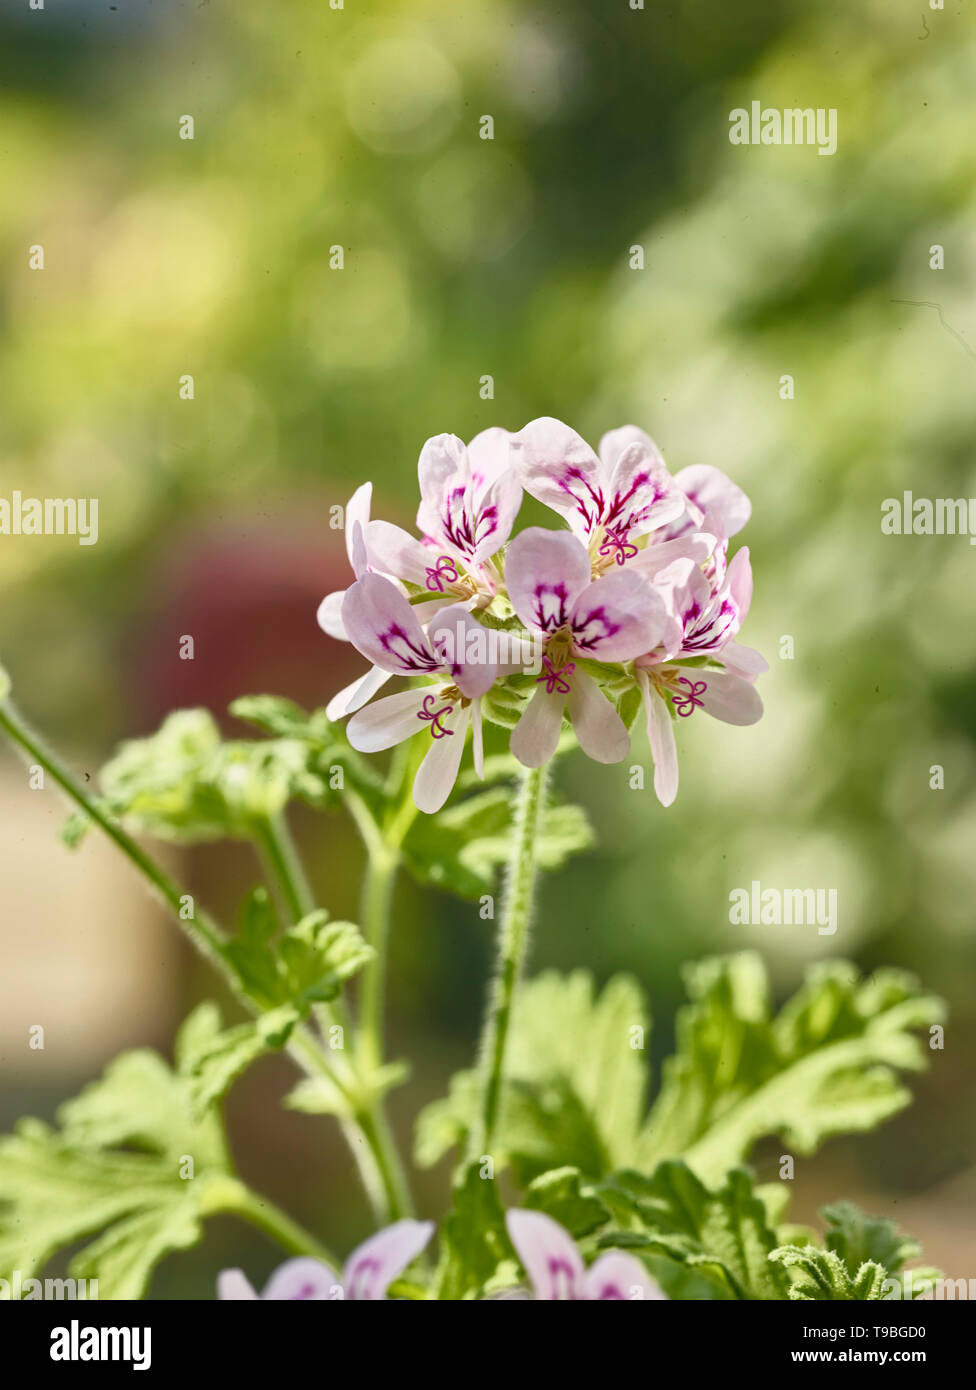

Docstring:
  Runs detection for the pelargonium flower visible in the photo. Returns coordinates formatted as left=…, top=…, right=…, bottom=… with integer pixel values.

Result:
left=338, top=574, right=500, bottom=813
left=217, top=1219, right=433, bottom=1301
left=506, top=1210, right=667, bottom=1301
left=512, top=417, right=695, bottom=573
left=365, top=428, right=521, bottom=606
left=634, top=549, right=766, bottom=806
left=504, top=527, right=671, bottom=768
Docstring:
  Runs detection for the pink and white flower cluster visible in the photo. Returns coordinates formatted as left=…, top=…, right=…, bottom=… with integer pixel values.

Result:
left=319, top=418, right=765, bottom=812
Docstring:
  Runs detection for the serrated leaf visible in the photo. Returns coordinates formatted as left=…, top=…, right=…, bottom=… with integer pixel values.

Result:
left=638, top=954, right=944, bottom=1183
left=176, top=1001, right=301, bottom=1115
left=523, top=1167, right=610, bottom=1238
left=821, top=1200, right=921, bottom=1279
left=402, top=790, right=593, bottom=901
left=0, top=1016, right=238, bottom=1298
left=223, top=889, right=373, bottom=1013
left=769, top=1244, right=890, bottom=1300
left=596, top=1162, right=791, bottom=1301
left=433, top=1160, right=513, bottom=1301
left=414, top=970, right=648, bottom=1179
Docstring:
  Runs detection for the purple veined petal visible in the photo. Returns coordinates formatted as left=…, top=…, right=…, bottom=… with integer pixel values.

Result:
left=427, top=604, right=499, bottom=698
left=583, top=1252, right=669, bottom=1301
left=413, top=703, right=469, bottom=813
left=566, top=669, right=630, bottom=764
left=510, top=683, right=566, bottom=769
left=343, top=1220, right=436, bottom=1301
left=674, top=464, right=751, bottom=539
left=597, top=424, right=657, bottom=472
left=261, top=1257, right=342, bottom=1301
left=637, top=669, right=679, bottom=807
left=345, top=482, right=373, bottom=572
left=569, top=568, right=668, bottom=662
left=346, top=688, right=430, bottom=753
left=602, top=440, right=685, bottom=545
left=217, top=1268, right=260, bottom=1300
left=466, top=426, right=513, bottom=493
left=365, top=519, right=437, bottom=589
left=468, top=467, right=522, bottom=567
left=505, top=1210, right=587, bottom=1301
left=722, top=641, right=768, bottom=681
left=341, top=573, right=440, bottom=676
left=695, top=668, right=764, bottom=725
left=504, top=527, right=593, bottom=635
left=325, top=665, right=393, bottom=721
left=416, top=432, right=479, bottom=558
left=510, top=416, right=604, bottom=542
left=317, top=589, right=349, bottom=641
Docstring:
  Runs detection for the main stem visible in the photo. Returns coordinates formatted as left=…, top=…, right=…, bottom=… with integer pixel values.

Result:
left=475, top=762, right=549, bottom=1156
left=0, top=696, right=401, bottom=1226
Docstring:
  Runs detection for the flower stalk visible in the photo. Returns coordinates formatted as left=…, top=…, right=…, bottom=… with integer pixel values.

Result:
left=475, top=761, right=550, bottom=1156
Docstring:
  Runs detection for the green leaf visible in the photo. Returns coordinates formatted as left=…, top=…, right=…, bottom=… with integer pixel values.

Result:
left=596, top=1162, right=791, bottom=1301
left=638, top=954, right=944, bottom=1183
left=433, top=1160, right=514, bottom=1300
left=223, top=889, right=373, bottom=1013
left=821, top=1200, right=921, bottom=1279
left=769, top=1245, right=890, bottom=1300
left=523, top=1166, right=610, bottom=1239
left=402, top=789, right=593, bottom=901
left=414, top=970, right=648, bottom=1179
left=175, top=1001, right=301, bottom=1115
left=0, top=1015, right=240, bottom=1299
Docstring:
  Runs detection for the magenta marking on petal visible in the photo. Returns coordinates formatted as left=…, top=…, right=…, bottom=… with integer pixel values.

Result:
left=344, top=1256, right=381, bottom=1301
left=439, top=488, right=500, bottom=559
left=381, top=623, right=440, bottom=674
left=672, top=676, right=707, bottom=717
left=531, top=582, right=571, bottom=631
left=424, top=554, right=459, bottom=591
left=557, top=466, right=605, bottom=536
left=571, top=604, right=621, bottom=653
left=417, top=694, right=455, bottom=738
left=546, top=1257, right=580, bottom=1301
left=536, top=655, right=575, bottom=695
left=291, top=1283, right=318, bottom=1300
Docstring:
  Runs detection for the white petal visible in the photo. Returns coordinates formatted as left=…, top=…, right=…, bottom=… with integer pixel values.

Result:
left=722, top=641, right=768, bottom=680
left=345, top=482, right=373, bottom=572
left=638, top=669, right=679, bottom=806
left=510, top=684, right=565, bottom=768
left=217, top=1268, right=259, bottom=1300
left=584, top=1251, right=668, bottom=1301
left=696, top=668, right=763, bottom=725
left=471, top=697, right=485, bottom=779
left=341, top=573, right=437, bottom=676
left=261, top=1257, right=341, bottom=1301
left=347, top=688, right=428, bottom=753
left=570, top=568, right=668, bottom=662
left=325, top=665, right=392, bottom=720
left=317, top=589, right=348, bottom=640
left=675, top=464, right=751, bottom=539
left=505, top=1210, right=586, bottom=1301
left=412, top=703, right=469, bottom=812
left=343, top=1220, right=436, bottom=1301
left=567, top=670, right=629, bottom=764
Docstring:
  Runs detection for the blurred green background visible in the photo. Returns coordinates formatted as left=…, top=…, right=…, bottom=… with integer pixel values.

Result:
left=1, top=0, right=974, bottom=1294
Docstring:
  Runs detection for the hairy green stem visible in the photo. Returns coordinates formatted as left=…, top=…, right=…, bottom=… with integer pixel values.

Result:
left=0, top=694, right=400, bottom=1226
left=475, top=762, right=549, bottom=1156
